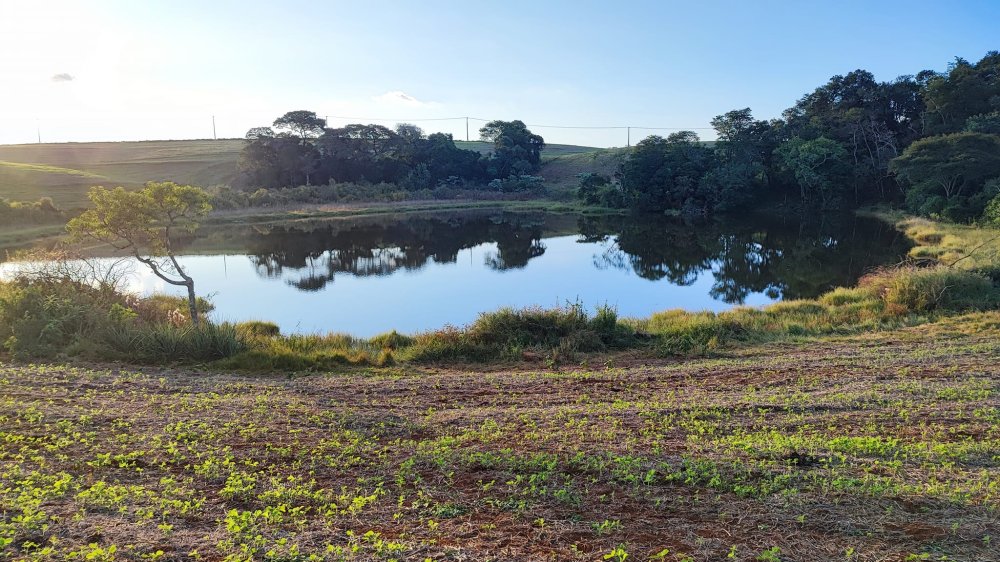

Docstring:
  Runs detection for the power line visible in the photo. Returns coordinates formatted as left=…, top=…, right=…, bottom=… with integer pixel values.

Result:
left=324, top=115, right=468, bottom=122
left=323, top=114, right=713, bottom=131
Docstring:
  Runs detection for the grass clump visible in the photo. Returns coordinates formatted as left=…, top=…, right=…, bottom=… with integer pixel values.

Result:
left=216, top=331, right=397, bottom=371
left=404, top=303, right=635, bottom=362
left=104, top=322, right=247, bottom=362
left=861, top=266, right=998, bottom=313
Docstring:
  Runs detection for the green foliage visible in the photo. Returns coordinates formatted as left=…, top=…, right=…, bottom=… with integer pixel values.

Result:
left=68, top=182, right=212, bottom=254
left=620, top=132, right=717, bottom=214
left=67, top=181, right=212, bottom=325
left=235, top=320, right=281, bottom=338
left=611, top=51, right=998, bottom=220
left=402, top=303, right=634, bottom=363
left=487, top=174, right=545, bottom=193
left=479, top=120, right=546, bottom=177
left=0, top=271, right=243, bottom=362
left=0, top=197, right=64, bottom=227
left=980, top=182, right=1000, bottom=225
left=576, top=172, right=623, bottom=207
left=861, top=266, right=998, bottom=313
left=965, top=111, right=1000, bottom=135
left=238, top=113, right=489, bottom=189
left=272, top=110, right=327, bottom=139
left=892, top=132, right=1000, bottom=221
left=103, top=322, right=248, bottom=362
left=774, top=136, right=851, bottom=209
left=922, top=52, right=1000, bottom=135
left=0, top=279, right=111, bottom=358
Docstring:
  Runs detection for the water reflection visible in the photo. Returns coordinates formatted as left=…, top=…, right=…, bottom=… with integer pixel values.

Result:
left=218, top=211, right=906, bottom=304
left=237, top=214, right=552, bottom=291
left=578, top=213, right=907, bottom=303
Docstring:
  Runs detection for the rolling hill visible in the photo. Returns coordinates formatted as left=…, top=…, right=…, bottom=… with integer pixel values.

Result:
left=0, top=138, right=613, bottom=209
left=0, top=140, right=245, bottom=208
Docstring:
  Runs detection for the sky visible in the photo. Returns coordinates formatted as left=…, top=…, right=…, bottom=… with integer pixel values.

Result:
left=1, top=0, right=998, bottom=147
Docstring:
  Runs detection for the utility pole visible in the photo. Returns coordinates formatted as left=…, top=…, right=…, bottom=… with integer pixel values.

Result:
left=627, top=126, right=630, bottom=148
left=466, top=117, right=469, bottom=142
left=212, top=115, right=217, bottom=140
left=36, top=118, right=41, bottom=144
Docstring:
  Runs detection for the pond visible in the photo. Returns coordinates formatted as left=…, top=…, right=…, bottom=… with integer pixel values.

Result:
left=5, top=210, right=911, bottom=336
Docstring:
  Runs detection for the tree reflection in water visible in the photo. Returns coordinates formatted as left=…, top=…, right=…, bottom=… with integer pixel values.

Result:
left=229, top=210, right=907, bottom=302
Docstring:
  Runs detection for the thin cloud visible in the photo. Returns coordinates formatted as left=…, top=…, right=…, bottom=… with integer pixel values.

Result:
left=374, top=90, right=429, bottom=107
left=51, top=73, right=75, bottom=82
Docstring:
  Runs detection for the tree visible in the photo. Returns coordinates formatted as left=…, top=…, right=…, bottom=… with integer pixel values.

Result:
left=891, top=132, right=1000, bottom=219
left=965, top=112, right=1000, bottom=135
left=620, top=132, right=716, bottom=213
left=774, top=137, right=852, bottom=209
left=67, top=182, right=212, bottom=326
left=273, top=110, right=327, bottom=139
left=921, top=52, right=1000, bottom=135
left=245, top=127, right=275, bottom=140
left=479, top=120, right=545, bottom=178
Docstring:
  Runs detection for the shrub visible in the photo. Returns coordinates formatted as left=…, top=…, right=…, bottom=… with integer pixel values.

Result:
left=235, top=320, right=281, bottom=338
left=861, top=266, right=998, bottom=312
left=103, top=322, right=248, bottom=363
left=640, top=310, right=755, bottom=354
left=819, top=287, right=877, bottom=307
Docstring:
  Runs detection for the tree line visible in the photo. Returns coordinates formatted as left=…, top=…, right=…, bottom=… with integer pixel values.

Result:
left=236, top=112, right=545, bottom=192
left=581, top=51, right=1000, bottom=221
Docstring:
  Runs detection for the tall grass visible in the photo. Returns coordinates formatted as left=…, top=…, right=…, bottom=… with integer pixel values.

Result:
left=103, top=322, right=247, bottom=362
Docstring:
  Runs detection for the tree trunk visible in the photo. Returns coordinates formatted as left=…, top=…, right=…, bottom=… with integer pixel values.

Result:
left=186, top=280, right=200, bottom=327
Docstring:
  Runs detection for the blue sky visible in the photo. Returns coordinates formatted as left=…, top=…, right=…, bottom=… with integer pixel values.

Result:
left=1, top=0, right=998, bottom=146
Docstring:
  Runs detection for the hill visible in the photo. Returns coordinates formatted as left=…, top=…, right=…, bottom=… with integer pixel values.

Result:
left=0, top=139, right=612, bottom=209
left=0, top=139, right=245, bottom=208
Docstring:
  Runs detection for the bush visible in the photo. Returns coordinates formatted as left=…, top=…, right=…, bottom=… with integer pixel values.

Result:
left=982, top=184, right=1000, bottom=226
left=861, top=266, right=998, bottom=313
left=0, top=279, right=110, bottom=358
left=402, top=303, right=633, bottom=362
left=103, top=322, right=248, bottom=362
left=819, top=287, right=877, bottom=306
left=639, top=309, right=756, bottom=354
left=0, top=258, right=242, bottom=362
left=235, top=320, right=281, bottom=338
left=487, top=175, right=545, bottom=193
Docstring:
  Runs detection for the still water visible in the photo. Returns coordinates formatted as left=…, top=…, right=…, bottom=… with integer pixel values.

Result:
left=14, top=210, right=911, bottom=336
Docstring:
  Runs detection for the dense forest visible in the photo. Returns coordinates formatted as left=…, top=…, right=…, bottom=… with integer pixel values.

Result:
left=237, top=51, right=1000, bottom=222
left=584, top=51, right=1000, bottom=221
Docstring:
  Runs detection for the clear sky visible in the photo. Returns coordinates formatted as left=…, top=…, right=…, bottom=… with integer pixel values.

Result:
left=1, top=0, right=998, bottom=147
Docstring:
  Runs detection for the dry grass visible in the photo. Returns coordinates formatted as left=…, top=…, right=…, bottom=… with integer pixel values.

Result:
left=1, top=314, right=998, bottom=561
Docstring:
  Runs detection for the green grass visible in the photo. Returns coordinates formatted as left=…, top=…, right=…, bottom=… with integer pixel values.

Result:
left=0, top=139, right=611, bottom=210
left=539, top=148, right=629, bottom=191
left=0, top=140, right=245, bottom=208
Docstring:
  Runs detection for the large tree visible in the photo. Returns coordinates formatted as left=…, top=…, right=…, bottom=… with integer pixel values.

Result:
left=891, top=132, right=1000, bottom=219
left=273, top=110, right=327, bottom=140
left=774, top=136, right=852, bottom=209
left=67, top=182, right=212, bottom=326
left=479, top=120, right=545, bottom=178
left=620, top=132, right=716, bottom=213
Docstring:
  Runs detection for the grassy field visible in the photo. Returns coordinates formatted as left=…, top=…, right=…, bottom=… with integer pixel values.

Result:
left=0, top=139, right=607, bottom=210
left=0, top=140, right=245, bottom=208
left=1, top=316, right=997, bottom=561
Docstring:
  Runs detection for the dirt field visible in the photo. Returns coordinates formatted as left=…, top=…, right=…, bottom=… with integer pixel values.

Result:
left=1, top=314, right=998, bottom=561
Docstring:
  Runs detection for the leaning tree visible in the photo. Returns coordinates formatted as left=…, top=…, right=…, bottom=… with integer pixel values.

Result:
left=67, top=181, right=212, bottom=326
